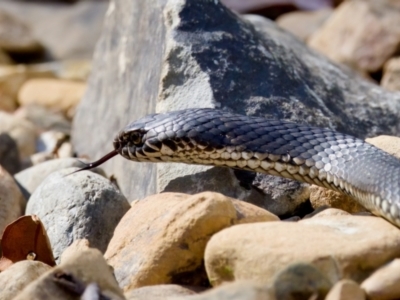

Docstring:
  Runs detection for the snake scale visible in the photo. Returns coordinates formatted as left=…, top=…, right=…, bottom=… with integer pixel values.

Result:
left=75, top=108, right=400, bottom=227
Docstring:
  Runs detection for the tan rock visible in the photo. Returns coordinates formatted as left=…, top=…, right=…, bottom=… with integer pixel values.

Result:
left=308, top=1, right=400, bottom=73
left=105, top=192, right=278, bottom=291
left=0, top=111, right=37, bottom=158
left=18, top=78, right=86, bottom=118
left=205, top=210, right=400, bottom=286
left=0, top=165, right=25, bottom=233
left=14, top=241, right=124, bottom=300
left=125, top=284, right=204, bottom=300
left=177, top=281, right=275, bottom=300
left=366, top=135, right=400, bottom=159
left=309, top=185, right=367, bottom=213
left=276, top=9, right=332, bottom=42
left=0, top=260, right=52, bottom=300
left=0, top=9, right=43, bottom=53
left=0, top=64, right=54, bottom=112
left=381, top=57, right=400, bottom=92
left=361, top=258, right=400, bottom=300
left=326, top=279, right=365, bottom=300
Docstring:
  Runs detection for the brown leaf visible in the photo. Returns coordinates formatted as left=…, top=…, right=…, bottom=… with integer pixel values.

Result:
left=0, top=215, right=56, bottom=271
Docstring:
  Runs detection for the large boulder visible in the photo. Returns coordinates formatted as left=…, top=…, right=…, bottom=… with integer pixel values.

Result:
left=72, top=0, right=400, bottom=215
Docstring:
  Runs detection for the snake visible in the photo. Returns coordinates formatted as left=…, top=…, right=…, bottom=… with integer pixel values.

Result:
left=74, top=108, right=400, bottom=227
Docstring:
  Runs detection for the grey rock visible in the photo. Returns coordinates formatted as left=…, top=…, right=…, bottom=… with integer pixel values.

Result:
left=72, top=0, right=400, bottom=216
left=272, top=263, right=332, bottom=300
left=15, top=157, right=106, bottom=201
left=26, top=168, right=130, bottom=262
left=0, top=132, right=21, bottom=175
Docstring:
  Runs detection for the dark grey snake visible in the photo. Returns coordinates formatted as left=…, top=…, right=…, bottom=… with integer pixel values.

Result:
left=75, top=108, right=400, bottom=227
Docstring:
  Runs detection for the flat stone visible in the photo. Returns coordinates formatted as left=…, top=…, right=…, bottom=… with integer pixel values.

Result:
left=0, top=165, right=25, bottom=234
left=205, top=210, right=400, bottom=286
left=26, top=168, right=130, bottom=262
left=326, top=279, right=365, bottom=300
left=105, top=192, right=278, bottom=291
left=361, top=258, right=400, bottom=300
left=0, top=260, right=52, bottom=300
left=308, top=0, right=400, bottom=73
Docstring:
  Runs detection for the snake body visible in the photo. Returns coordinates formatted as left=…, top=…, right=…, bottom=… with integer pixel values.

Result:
left=83, top=108, right=400, bottom=227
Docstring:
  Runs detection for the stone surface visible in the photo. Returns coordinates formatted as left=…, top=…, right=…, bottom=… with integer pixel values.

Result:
left=276, top=8, right=332, bottom=42
left=177, top=281, right=275, bottom=300
left=0, top=8, right=42, bottom=54
left=26, top=168, right=130, bottom=261
left=272, top=263, right=332, bottom=300
left=18, top=78, right=86, bottom=118
left=326, top=279, right=365, bottom=300
left=381, top=57, right=400, bottom=92
left=0, top=132, right=21, bottom=174
left=308, top=0, right=400, bottom=73
left=366, top=135, right=400, bottom=159
left=309, top=185, right=367, bottom=214
left=14, top=157, right=105, bottom=200
left=0, top=166, right=25, bottom=234
left=0, top=1, right=108, bottom=60
left=14, top=242, right=125, bottom=300
left=0, top=260, right=52, bottom=300
left=361, top=258, right=400, bottom=300
left=125, top=284, right=204, bottom=300
left=105, top=192, right=278, bottom=291
left=205, top=209, right=400, bottom=286
left=73, top=0, right=400, bottom=216
left=0, top=111, right=38, bottom=159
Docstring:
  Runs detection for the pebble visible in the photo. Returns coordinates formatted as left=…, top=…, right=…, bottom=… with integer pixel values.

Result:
left=0, top=261, right=52, bottom=300
left=204, top=209, right=400, bottom=286
left=326, top=279, right=365, bottom=300
left=105, top=192, right=278, bottom=291
left=361, top=259, right=400, bottom=300
left=26, top=168, right=130, bottom=261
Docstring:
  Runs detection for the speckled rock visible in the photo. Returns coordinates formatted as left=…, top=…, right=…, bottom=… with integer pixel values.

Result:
left=0, top=165, right=25, bottom=234
left=0, top=261, right=52, bottom=300
left=205, top=209, right=400, bottom=286
left=326, top=279, right=365, bottom=300
left=361, top=258, right=400, bottom=300
left=26, top=168, right=130, bottom=261
left=105, top=192, right=278, bottom=291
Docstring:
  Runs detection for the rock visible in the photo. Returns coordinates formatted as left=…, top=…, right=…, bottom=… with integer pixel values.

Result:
left=309, top=185, right=367, bottom=214
left=366, top=135, right=400, bottom=159
left=26, top=168, right=130, bottom=261
left=0, top=64, right=54, bottom=113
left=176, top=281, right=275, bottom=300
left=105, top=192, right=278, bottom=291
left=0, top=260, right=52, bottom=300
left=276, top=9, right=332, bottom=42
left=18, top=78, right=86, bottom=119
left=326, top=279, right=365, bottom=300
left=361, top=258, right=400, bottom=300
left=14, top=241, right=125, bottom=300
left=308, top=0, right=400, bottom=73
left=0, top=132, right=21, bottom=174
left=0, top=1, right=108, bottom=60
left=36, top=131, right=68, bottom=153
left=0, top=48, right=12, bottom=64
left=272, top=263, right=332, bottom=300
left=72, top=0, right=400, bottom=216
left=0, top=111, right=38, bottom=159
left=0, top=9, right=42, bottom=54
left=0, top=166, right=25, bottom=234
left=381, top=57, right=400, bottom=92
left=125, top=284, right=204, bottom=300
left=15, top=157, right=105, bottom=200
left=14, top=104, right=71, bottom=134
left=204, top=209, right=400, bottom=286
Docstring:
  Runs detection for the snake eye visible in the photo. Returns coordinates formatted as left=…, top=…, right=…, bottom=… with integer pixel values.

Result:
left=129, top=131, right=143, bottom=145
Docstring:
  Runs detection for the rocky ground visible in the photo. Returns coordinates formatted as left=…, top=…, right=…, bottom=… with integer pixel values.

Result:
left=1, top=0, right=400, bottom=299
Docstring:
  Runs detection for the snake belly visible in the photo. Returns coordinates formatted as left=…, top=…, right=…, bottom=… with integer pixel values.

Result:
left=114, top=108, right=400, bottom=227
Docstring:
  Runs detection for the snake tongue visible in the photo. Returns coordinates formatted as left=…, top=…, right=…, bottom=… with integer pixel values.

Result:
left=66, top=149, right=119, bottom=176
